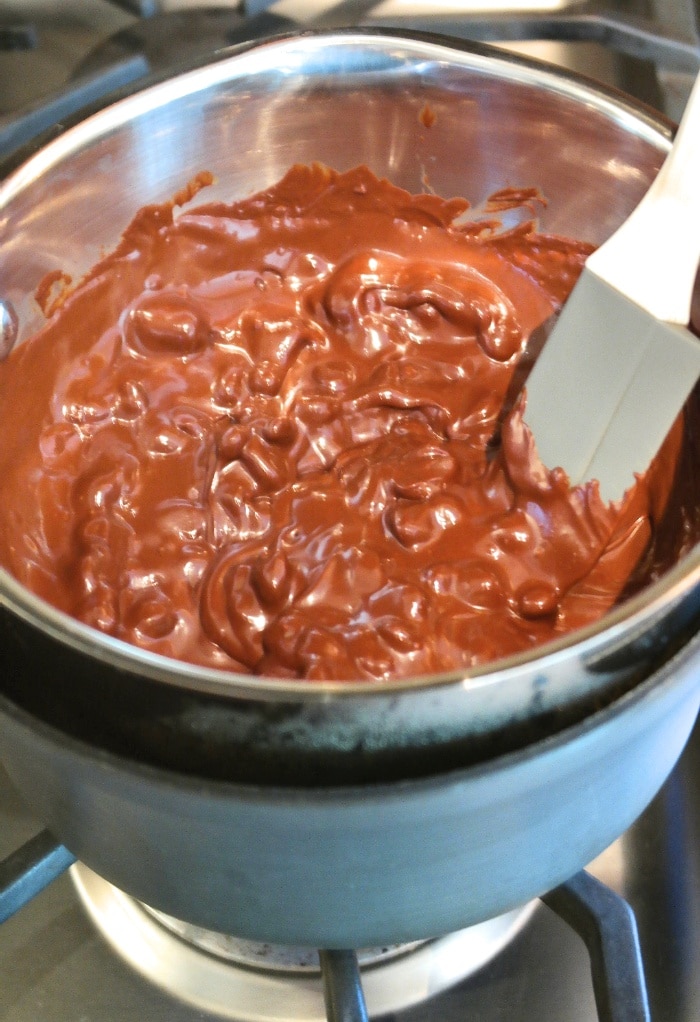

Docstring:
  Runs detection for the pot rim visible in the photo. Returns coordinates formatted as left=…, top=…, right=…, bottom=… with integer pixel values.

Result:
left=2, top=609, right=699, bottom=798
left=0, top=27, right=697, bottom=704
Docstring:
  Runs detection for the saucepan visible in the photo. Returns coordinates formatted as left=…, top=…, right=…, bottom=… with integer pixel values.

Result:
left=0, top=30, right=700, bottom=947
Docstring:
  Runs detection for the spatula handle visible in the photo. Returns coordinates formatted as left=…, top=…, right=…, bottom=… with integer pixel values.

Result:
left=586, top=71, right=700, bottom=326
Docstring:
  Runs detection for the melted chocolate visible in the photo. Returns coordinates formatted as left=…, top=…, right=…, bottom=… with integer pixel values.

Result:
left=0, top=164, right=684, bottom=681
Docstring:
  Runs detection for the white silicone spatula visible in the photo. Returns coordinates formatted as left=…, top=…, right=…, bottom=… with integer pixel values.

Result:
left=522, top=71, right=700, bottom=504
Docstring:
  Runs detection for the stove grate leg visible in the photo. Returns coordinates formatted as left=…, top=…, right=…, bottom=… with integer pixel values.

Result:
left=319, top=949, right=370, bottom=1022
left=542, top=869, right=651, bottom=1022
left=0, top=830, right=75, bottom=924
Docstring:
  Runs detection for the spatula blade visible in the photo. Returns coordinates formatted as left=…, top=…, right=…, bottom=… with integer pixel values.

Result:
left=523, top=266, right=700, bottom=503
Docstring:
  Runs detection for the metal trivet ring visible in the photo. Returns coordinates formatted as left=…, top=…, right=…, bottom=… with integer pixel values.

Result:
left=70, top=862, right=536, bottom=1021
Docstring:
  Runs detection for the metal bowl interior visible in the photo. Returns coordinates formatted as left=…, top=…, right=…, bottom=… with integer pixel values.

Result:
left=1, top=30, right=699, bottom=783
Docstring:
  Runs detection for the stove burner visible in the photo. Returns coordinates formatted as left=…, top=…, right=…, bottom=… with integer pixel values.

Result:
left=0, top=827, right=655, bottom=1020
left=71, top=863, right=536, bottom=1019
left=141, top=905, right=425, bottom=972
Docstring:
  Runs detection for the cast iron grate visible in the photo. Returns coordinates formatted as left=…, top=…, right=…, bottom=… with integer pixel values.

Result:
left=1, top=3, right=698, bottom=162
left=0, top=830, right=649, bottom=1022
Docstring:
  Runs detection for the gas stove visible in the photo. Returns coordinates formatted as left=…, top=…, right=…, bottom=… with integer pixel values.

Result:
left=1, top=2, right=700, bottom=1021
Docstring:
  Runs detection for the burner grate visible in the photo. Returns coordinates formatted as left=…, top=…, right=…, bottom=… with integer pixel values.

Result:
left=0, top=830, right=650, bottom=1022
left=0, top=829, right=75, bottom=925
left=0, top=3, right=698, bottom=158
left=69, top=863, right=536, bottom=1019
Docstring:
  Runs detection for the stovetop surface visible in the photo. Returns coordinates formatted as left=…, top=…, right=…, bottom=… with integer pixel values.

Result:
left=0, top=0, right=697, bottom=126
left=1, top=2, right=700, bottom=1020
